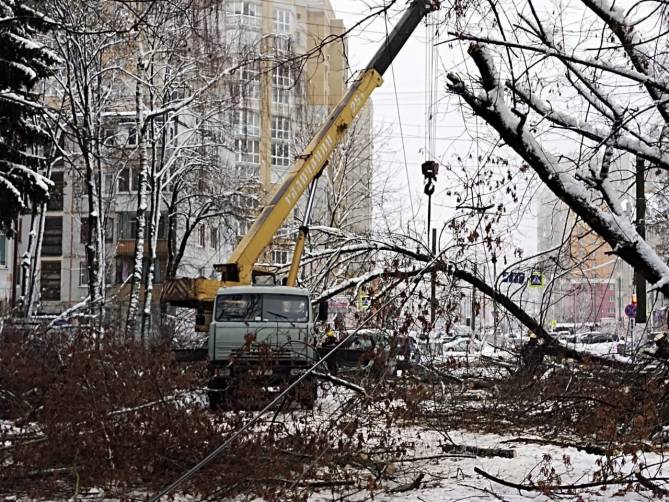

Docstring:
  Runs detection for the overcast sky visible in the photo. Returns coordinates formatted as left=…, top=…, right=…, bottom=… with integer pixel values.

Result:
left=332, top=1, right=538, bottom=255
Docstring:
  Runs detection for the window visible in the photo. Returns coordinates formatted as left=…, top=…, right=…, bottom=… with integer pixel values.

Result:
left=272, top=86, right=291, bottom=105
left=609, top=295, right=616, bottom=302
left=101, top=126, right=117, bottom=146
left=119, top=123, right=137, bottom=146
left=229, top=81, right=260, bottom=102
left=117, top=212, right=137, bottom=240
left=235, top=138, right=260, bottom=164
left=115, top=255, right=132, bottom=284
left=214, top=293, right=308, bottom=323
left=271, top=116, right=290, bottom=140
left=151, top=118, right=175, bottom=145
left=274, top=34, right=292, bottom=54
left=47, top=172, right=64, bottom=211
left=231, top=193, right=258, bottom=210
left=272, top=249, right=289, bottom=264
left=0, top=234, right=6, bottom=267
left=272, top=65, right=292, bottom=88
left=234, top=163, right=259, bottom=179
left=40, top=261, right=61, bottom=301
left=81, top=217, right=114, bottom=243
left=43, top=216, right=63, bottom=256
left=198, top=225, right=206, bottom=247
left=118, top=168, right=130, bottom=193
left=237, top=219, right=251, bottom=236
left=116, top=212, right=166, bottom=240
left=260, top=293, right=308, bottom=322
left=240, top=60, right=260, bottom=82
left=271, top=142, right=290, bottom=167
left=79, top=260, right=88, bottom=286
left=103, top=173, right=114, bottom=194
left=215, top=294, right=261, bottom=322
left=211, top=227, right=219, bottom=249
left=226, top=0, right=260, bottom=27
left=276, top=225, right=291, bottom=238
left=273, top=8, right=291, bottom=34
left=234, top=109, right=260, bottom=136
left=127, top=125, right=137, bottom=146
left=115, top=256, right=163, bottom=284
left=118, top=167, right=140, bottom=192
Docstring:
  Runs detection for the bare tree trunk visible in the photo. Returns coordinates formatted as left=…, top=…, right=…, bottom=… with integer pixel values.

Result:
left=141, top=169, right=161, bottom=341
left=83, top=83, right=103, bottom=333
left=126, top=45, right=148, bottom=340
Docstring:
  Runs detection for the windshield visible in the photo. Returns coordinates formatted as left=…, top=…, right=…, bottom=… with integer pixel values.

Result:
left=215, top=293, right=309, bottom=323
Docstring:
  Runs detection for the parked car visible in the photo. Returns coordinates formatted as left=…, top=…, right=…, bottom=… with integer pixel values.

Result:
left=319, top=329, right=419, bottom=372
left=443, top=336, right=481, bottom=354
left=574, top=331, right=618, bottom=344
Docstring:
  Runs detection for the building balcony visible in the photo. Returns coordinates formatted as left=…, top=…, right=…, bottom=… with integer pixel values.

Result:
left=116, top=239, right=168, bottom=256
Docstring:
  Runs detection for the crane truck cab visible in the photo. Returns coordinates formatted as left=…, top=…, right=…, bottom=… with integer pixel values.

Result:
left=207, top=285, right=320, bottom=409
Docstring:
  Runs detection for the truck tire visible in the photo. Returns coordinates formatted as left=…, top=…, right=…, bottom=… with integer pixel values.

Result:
left=207, top=376, right=226, bottom=411
left=296, top=377, right=318, bottom=409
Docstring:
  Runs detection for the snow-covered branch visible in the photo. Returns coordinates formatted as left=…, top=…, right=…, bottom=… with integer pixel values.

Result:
left=580, top=0, right=669, bottom=124
left=448, top=43, right=669, bottom=298
left=509, top=84, right=669, bottom=170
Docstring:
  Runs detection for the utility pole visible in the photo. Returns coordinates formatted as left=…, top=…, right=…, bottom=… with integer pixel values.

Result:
left=492, top=252, right=498, bottom=350
left=635, top=157, right=647, bottom=324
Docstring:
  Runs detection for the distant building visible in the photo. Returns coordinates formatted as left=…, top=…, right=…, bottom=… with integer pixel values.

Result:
left=535, top=155, right=635, bottom=326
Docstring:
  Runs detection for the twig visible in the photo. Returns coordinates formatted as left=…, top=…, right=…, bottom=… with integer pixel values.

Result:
left=474, top=466, right=632, bottom=491
left=635, top=471, right=669, bottom=496
left=499, top=437, right=608, bottom=456
left=389, top=473, right=424, bottom=493
left=392, top=453, right=476, bottom=462
left=459, top=483, right=511, bottom=501
left=443, top=444, right=515, bottom=458
left=313, top=371, right=369, bottom=397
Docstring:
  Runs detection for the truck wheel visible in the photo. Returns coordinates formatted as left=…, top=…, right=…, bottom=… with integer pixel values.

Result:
left=296, top=377, right=318, bottom=409
left=208, top=376, right=226, bottom=411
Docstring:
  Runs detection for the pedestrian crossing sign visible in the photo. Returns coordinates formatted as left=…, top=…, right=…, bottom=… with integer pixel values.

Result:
left=529, top=271, right=544, bottom=287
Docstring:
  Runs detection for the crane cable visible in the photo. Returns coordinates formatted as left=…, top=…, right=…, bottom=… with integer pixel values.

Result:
left=423, top=12, right=439, bottom=243
left=425, top=12, right=438, bottom=163
left=383, top=5, right=416, bottom=236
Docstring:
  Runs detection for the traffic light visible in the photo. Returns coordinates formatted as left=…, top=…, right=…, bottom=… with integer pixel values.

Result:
left=632, top=293, right=638, bottom=306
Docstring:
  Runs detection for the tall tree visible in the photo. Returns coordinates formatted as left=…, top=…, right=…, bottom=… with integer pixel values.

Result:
left=0, top=0, right=59, bottom=234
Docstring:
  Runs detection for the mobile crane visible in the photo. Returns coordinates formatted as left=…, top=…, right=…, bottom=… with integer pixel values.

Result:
left=161, top=0, right=440, bottom=408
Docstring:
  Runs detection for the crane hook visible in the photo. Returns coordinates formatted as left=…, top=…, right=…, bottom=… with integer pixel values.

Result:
left=424, top=179, right=435, bottom=196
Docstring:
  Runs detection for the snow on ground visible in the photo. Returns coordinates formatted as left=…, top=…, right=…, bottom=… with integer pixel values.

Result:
left=306, top=427, right=666, bottom=501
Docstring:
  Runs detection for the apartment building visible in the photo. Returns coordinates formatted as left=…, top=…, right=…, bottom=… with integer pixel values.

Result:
left=203, top=0, right=374, bottom=263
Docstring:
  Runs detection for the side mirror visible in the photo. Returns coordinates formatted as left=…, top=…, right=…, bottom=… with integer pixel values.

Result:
left=317, top=300, right=329, bottom=322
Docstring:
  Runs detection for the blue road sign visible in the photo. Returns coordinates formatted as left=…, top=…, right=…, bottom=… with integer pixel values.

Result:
left=625, top=304, right=637, bottom=318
